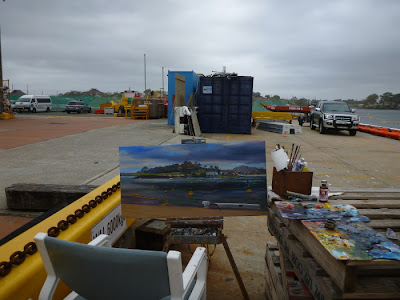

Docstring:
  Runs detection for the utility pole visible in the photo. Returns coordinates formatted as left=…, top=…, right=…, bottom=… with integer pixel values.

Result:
left=144, top=54, right=147, bottom=92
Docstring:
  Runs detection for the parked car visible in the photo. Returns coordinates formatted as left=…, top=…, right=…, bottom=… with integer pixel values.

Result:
left=14, top=95, right=52, bottom=113
left=65, top=100, right=92, bottom=113
left=10, top=100, right=17, bottom=111
left=310, top=101, right=359, bottom=135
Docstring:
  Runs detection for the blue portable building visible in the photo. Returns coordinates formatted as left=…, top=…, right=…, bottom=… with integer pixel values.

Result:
left=167, top=71, right=199, bottom=125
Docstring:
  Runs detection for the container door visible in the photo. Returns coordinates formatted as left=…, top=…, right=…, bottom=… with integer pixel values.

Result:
left=224, top=77, right=253, bottom=134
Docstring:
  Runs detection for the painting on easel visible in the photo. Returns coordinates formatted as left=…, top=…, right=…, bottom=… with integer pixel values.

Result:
left=119, top=141, right=267, bottom=218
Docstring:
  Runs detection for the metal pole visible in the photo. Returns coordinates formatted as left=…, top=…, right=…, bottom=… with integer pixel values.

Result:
left=0, top=26, right=3, bottom=113
left=162, top=66, right=164, bottom=96
left=144, top=54, right=147, bottom=92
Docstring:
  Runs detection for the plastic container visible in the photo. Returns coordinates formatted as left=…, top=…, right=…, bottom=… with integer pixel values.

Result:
left=271, top=148, right=289, bottom=172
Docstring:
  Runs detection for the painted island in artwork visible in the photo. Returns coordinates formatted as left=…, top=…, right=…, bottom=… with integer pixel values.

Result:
left=119, top=141, right=267, bottom=218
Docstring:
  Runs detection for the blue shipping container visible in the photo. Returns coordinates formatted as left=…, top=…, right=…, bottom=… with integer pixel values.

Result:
left=167, top=71, right=199, bottom=125
left=197, top=76, right=254, bottom=134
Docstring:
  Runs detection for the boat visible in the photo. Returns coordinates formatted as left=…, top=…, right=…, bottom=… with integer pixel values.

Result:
left=261, top=103, right=311, bottom=113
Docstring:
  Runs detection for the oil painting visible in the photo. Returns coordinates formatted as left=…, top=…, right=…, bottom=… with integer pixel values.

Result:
left=119, top=141, right=267, bottom=217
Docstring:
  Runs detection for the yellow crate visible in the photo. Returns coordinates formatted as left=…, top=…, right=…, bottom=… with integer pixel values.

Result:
left=0, top=113, right=15, bottom=120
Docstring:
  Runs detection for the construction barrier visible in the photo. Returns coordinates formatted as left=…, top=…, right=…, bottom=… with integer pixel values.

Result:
left=358, top=124, right=400, bottom=140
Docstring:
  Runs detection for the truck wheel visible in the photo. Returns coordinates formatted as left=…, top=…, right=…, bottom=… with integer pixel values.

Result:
left=46, top=107, right=50, bottom=112
left=319, top=120, right=327, bottom=134
left=349, top=129, right=357, bottom=136
left=31, top=108, right=36, bottom=113
left=310, top=118, right=315, bottom=130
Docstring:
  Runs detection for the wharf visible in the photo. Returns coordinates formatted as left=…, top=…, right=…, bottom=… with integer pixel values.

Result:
left=0, top=113, right=399, bottom=299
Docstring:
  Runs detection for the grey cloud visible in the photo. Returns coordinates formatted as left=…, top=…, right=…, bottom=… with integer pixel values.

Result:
left=1, top=0, right=399, bottom=98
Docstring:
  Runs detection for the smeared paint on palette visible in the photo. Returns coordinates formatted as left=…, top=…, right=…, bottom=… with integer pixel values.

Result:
left=275, top=202, right=369, bottom=222
left=302, top=220, right=400, bottom=261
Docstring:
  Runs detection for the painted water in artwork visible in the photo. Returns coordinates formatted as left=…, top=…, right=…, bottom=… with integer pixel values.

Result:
left=302, top=220, right=400, bottom=261
left=119, top=141, right=267, bottom=217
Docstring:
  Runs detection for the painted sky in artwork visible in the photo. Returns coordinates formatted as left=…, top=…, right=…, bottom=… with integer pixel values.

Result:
left=120, top=141, right=266, bottom=173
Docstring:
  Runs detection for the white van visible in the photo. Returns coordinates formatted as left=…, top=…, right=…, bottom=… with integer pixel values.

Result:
left=15, top=95, right=52, bottom=113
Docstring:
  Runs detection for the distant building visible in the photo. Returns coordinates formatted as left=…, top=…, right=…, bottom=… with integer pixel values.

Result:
left=206, top=172, right=218, bottom=177
left=11, top=90, right=25, bottom=97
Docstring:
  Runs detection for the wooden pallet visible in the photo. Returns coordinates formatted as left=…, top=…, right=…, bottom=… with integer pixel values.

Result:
left=328, top=188, right=400, bottom=245
left=267, top=189, right=400, bottom=299
left=265, top=241, right=313, bottom=300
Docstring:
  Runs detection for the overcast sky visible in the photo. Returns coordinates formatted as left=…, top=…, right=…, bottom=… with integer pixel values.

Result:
left=1, top=0, right=400, bottom=100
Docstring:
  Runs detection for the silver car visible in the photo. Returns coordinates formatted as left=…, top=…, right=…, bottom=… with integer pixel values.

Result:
left=65, top=100, right=92, bottom=114
left=310, top=101, right=359, bottom=136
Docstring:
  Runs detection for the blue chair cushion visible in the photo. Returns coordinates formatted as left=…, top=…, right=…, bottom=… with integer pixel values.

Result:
left=44, top=236, right=171, bottom=300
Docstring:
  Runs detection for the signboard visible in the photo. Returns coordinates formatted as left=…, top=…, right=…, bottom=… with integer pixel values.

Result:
left=120, top=141, right=267, bottom=218
left=203, top=86, right=212, bottom=94
left=91, top=204, right=127, bottom=243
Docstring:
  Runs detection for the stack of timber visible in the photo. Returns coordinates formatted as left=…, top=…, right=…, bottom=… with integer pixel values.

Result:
left=265, top=241, right=313, bottom=300
left=267, top=188, right=400, bottom=300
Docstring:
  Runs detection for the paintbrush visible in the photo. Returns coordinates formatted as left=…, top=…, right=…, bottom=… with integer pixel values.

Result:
left=288, top=143, right=294, bottom=168
left=292, top=145, right=301, bottom=171
left=289, top=146, right=298, bottom=170
left=293, top=147, right=302, bottom=171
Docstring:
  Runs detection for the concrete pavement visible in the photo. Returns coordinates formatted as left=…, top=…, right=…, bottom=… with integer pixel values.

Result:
left=0, top=114, right=399, bottom=299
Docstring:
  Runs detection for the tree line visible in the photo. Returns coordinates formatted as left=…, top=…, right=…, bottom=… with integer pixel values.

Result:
left=358, top=92, right=400, bottom=109
left=252, top=92, right=400, bottom=109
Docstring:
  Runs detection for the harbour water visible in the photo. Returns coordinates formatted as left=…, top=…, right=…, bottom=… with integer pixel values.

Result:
left=357, top=109, right=400, bottom=129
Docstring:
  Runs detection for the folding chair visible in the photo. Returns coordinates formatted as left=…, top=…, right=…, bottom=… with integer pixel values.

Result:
left=34, top=233, right=207, bottom=300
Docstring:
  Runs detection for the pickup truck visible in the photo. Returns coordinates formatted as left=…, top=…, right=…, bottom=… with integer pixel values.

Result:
left=310, top=101, right=359, bottom=135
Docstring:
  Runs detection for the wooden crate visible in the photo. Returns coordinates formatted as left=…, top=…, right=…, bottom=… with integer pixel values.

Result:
left=272, top=168, right=313, bottom=198
left=267, top=188, right=400, bottom=299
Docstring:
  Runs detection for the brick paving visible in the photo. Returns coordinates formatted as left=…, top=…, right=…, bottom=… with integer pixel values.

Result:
left=0, top=116, right=139, bottom=149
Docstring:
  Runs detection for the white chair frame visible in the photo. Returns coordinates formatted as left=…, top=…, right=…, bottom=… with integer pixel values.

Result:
left=34, top=233, right=207, bottom=300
